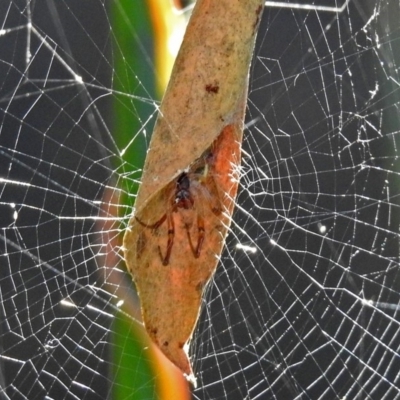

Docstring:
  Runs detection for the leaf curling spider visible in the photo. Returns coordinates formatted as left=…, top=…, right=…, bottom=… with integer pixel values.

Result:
left=136, top=153, right=222, bottom=266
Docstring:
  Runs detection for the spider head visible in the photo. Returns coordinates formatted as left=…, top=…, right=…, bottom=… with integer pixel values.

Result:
left=175, top=173, right=194, bottom=209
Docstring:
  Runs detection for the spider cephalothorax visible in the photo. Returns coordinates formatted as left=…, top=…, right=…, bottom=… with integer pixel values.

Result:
left=174, top=173, right=194, bottom=209
left=136, top=154, right=222, bottom=266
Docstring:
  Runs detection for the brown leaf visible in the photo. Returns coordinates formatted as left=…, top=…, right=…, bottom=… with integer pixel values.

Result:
left=123, top=0, right=264, bottom=383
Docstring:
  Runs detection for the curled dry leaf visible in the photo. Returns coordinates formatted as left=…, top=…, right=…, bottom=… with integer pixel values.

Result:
left=123, top=0, right=264, bottom=383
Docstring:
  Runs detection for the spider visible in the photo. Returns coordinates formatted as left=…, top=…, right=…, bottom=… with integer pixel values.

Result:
left=136, top=154, right=222, bottom=266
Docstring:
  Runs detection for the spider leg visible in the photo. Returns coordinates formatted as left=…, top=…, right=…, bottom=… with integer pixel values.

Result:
left=135, top=213, right=167, bottom=230
left=194, top=175, right=222, bottom=216
left=186, top=214, right=205, bottom=258
left=205, top=176, right=223, bottom=216
left=158, top=212, right=175, bottom=266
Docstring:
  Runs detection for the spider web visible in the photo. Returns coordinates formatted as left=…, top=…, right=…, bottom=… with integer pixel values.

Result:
left=1, top=0, right=400, bottom=399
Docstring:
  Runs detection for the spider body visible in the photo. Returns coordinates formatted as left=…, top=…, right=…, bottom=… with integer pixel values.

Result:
left=136, top=156, right=221, bottom=266
left=175, top=173, right=194, bottom=209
